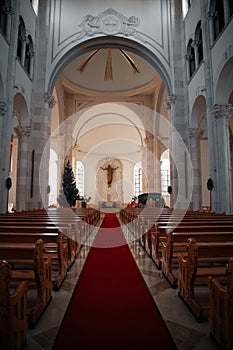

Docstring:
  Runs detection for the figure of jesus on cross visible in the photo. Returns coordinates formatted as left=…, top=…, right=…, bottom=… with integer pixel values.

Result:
left=100, top=164, right=118, bottom=188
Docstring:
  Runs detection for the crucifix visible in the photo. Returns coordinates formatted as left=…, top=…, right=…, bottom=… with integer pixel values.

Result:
left=100, top=164, right=118, bottom=188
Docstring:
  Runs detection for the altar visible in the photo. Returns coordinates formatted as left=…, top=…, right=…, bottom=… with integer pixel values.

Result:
left=99, top=201, right=121, bottom=208
left=98, top=201, right=122, bottom=213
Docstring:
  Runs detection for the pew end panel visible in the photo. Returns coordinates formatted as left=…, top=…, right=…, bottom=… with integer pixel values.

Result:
left=208, top=258, right=233, bottom=350
left=177, top=238, right=233, bottom=322
left=0, top=260, right=28, bottom=350
left=0, top=239, right=53, bottom=329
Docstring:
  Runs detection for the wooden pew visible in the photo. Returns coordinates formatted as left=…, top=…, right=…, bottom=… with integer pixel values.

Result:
left=208, top=257, right=233, bottom=350
left=0, top=207, right=98, bottom=269
left=0, top=220, right=78, bottom=270
left=0, top=239, right=53, bottom=328
left=0, top=260, right=28, bottom=350
left=177, top=238, right=233, bottom=321
left=0, top=230, right=67, bottom=290
left=151, top=222, right=233, bottom=271
left=161, top=231, right=233, bottom=287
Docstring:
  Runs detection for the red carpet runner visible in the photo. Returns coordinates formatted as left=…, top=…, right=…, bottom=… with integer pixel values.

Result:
left=53, top=213, right=177, bottom=350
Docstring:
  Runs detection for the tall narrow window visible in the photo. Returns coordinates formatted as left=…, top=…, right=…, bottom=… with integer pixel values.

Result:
left=76, top=161, right=84, bottom=197
left=134, top=161, right=142, bottom=197
left=195, top=22, right=203, bottom=66
left=49, top=149, right=58, bottom=206
left=161, top=150, right=170, bottom=197
left=187, top=39, right=196, bottom=79
left=17, top=17, right=26, bottom=62
left=213, top=0, right=225, bottom=41
left=230, top=0, right=233, bottom=18
left=0, top=0, right=7, bottom=36
left=24, top=35, right=34, bottom=77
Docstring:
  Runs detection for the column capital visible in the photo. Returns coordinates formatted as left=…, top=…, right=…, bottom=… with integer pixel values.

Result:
left=43, top=92, right=56, bottom=109
left=2, top=6, right=14, bottom=15
left=207, top=11, right=216, bottom=20
left=0, top=101, right=7, bottom=116
left=14, top=125, right=31, bottom=137
left=187, top=127, right=204, bottom=139
left=164, top=94, right=176, bottom=110
left=144, top=134, right=155, bottom=144
left=213, top=104, right=233, bottom=119
left=185, top=54, right=192, bottom=61
left=193, top=39, right=201, bottom=46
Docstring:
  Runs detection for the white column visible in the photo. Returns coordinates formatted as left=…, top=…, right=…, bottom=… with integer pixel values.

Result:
left=213, top=104, right=233, bottom=213
left=0, top=103, right=8, bottom=212
left=144, top=134, right=155, bottom=193
left=29, top=51, right=34, bottom=78
left=188, top=128, right=204, bottom=210
left=14, top=125, right=31, bottom=211
left=185, top=54, right=191, bottom=79
left=144, top=131, right=164, bottom=194
left=193, top=40, right=200, bottom=68
left=164, top=95, right=176, bottom=206
left=21, top=36, right=27, bottom=65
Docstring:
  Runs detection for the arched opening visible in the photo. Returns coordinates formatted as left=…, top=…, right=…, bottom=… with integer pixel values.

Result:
left=12, top=93, right=30, bottom=211
left=17, top=16, right=26, bottom=63
left=47, top=36, right=172, bottom=211
left=195, top=21, right=203, bottom=66
left=187, top=39, right=195, bottom=79
left=190, top=95, right=208, bottom=210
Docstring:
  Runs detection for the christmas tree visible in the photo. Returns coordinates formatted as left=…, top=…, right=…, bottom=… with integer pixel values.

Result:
left=57, top=160, right=80, bottom=207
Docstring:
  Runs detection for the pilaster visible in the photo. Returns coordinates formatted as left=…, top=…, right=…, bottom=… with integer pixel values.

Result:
left=14, top=125, right=31, bottom=211
left=188, top=128, right=204, bottom=210
left=213, top=104, right=233, bottom=213
left=144, top=134, right=163, bottom=193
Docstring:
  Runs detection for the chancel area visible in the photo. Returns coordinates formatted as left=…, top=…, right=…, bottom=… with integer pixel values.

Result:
left=0, top=0, right=233, bottom=349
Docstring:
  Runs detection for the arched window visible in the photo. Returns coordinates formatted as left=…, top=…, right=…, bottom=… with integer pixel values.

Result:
left=24, top=35, right=34, bottom=78
left=212, top=0, right=225, bottom=41
left=49, top=149, right=58, bottom=206
left=30, top=0, right=39, bottom=15
left=230, top=0, right=233, bottom=18
left=134, top=161, right=142, bottom=197
left=17, top=17, right=26, bottom=62
left=161, top=150, right=170, bottom=197
left=186, top=39, right=196, bottom=79
left=76, top=161, right=84, bottom=197
left=195, top=21, right=203, bottom=66
left=0, top=0, right=7, bottom=36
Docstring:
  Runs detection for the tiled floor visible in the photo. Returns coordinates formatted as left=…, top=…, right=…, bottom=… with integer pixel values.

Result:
left=24, top=214, right=219, bottom=350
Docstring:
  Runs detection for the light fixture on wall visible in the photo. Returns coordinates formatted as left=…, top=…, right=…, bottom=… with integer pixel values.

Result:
left=76, top=48, right=141, bottom=81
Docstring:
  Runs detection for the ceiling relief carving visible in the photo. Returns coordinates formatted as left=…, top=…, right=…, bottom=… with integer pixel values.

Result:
left=73, top=8, right=144, bottom=42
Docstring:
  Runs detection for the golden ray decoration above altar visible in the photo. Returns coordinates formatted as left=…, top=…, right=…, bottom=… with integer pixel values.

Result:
left=76, top=49, right=141, bottom=81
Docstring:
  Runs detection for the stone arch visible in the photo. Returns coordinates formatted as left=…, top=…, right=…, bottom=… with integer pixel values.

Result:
left=13, top=92, right=30, bottom=125
left=11, top=93, right=30, bottom=211
left=71, top=102, right=146, bottom=204
left=215, top=57, right=233, bottom=103
left=73, top=102, right=145, bottom=148
left=47, top=36, right=172, bottom=95
left=190, top=95, right=209, bottom=210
